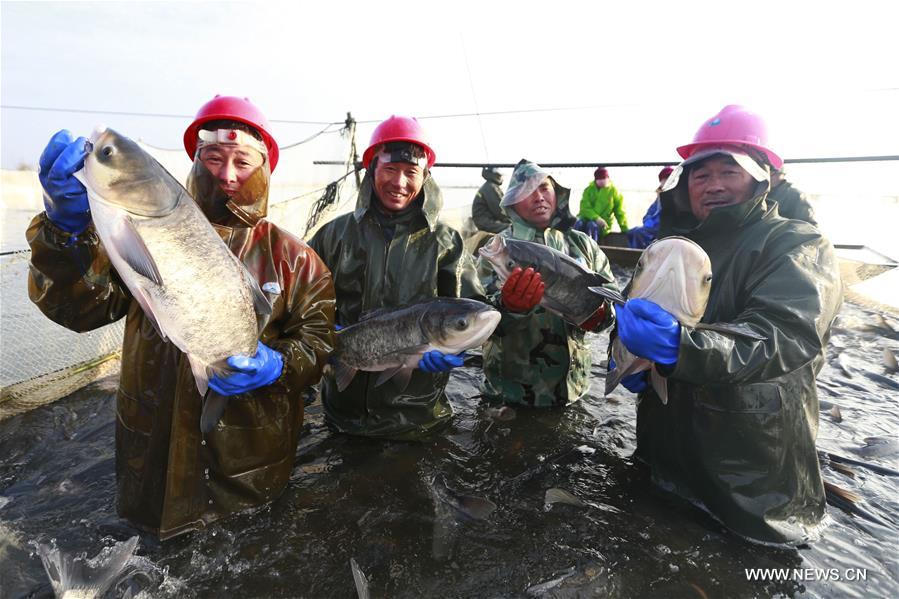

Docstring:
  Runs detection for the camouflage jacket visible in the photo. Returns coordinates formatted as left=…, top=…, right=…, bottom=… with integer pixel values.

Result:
left=477, top=178, right=616, bottom=407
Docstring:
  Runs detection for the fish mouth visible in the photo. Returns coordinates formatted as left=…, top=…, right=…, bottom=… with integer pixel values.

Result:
left=478, top=235, right=505, bottom=258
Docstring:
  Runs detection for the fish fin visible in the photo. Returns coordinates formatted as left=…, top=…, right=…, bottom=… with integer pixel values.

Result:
left=588, top=286, right=626, bottom=306
left=111, top=214, right=164, bottom=286
left=650, top=366, right=669, bottom=404
left=358, top=306, right=394, bottom=322
left=349, top=558, right=370, bottom=599
left=334, top=362, right=357, bottom=392
left=129, top=282, right=168, bottom=341
left=391, top=367, right=415, bottom=392
left=695, top=322, right=766, bottom=341
left=187, top=355, right=210, bottom=396
left=200, top=390, right=229, bottom=434
left=234, top=258, right=272, bottom=316
left=375, top=365, right=404, bottom=388
left=605, top=356, right=651, bottom=395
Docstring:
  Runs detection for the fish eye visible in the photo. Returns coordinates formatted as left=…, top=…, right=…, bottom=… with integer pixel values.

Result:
left=704, top=274, right=713, bottom=283
left=101, top=145, right=115, bottom=158
left=505, top=260, right=515, bottom=269
left=454, top=318, right=468, bottom=331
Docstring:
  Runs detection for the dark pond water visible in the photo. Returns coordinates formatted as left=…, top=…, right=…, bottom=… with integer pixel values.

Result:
left=1, top=282, right=897, bottom=598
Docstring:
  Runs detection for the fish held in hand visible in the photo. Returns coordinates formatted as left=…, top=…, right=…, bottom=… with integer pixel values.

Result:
left=74, top=127, right=271, bottom=432
left=592, top=237, right=765, bottom=403
left=479, top=236, right=613, bottom=326
left=332, top=298, right=500, bottom=392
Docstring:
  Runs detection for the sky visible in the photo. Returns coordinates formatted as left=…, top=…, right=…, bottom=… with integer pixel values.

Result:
left=2, top=0, right=898, bottom=170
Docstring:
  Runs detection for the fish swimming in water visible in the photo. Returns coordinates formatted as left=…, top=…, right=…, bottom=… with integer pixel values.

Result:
left=74, top=127, right=271, bottom=433
left=332, top=298, right=501, bottom=392
left=478, top=236, right=614, bottom=326
left=590, top=237, right=765, bottom=403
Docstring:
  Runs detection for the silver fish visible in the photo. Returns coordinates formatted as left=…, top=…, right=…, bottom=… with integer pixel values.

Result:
left=349, top=558, right=370, bottom=599
left=332, top=298, right=500, bottom=392
left=591, top=236, right=765, bottom=403
left=478, top=236, right=614, bottom=326
left=544, top=487, right=587, bottom=508
left=75, top=127, right=271, bottom=433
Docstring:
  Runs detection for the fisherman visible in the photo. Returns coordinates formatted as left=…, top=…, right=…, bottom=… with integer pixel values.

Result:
left=574, top=166, right=628, bottom=241
left=308, top=116, right=485, bottom=440
left=471, top=166, right=510, bottom=233
left=478, top=159, right=617, bottom=407
left=625, top=165, right=673, bottom=249
left=768, top=167, right=817, bottom=226
left=613, top=104, right=842, bottom=544
left=27, top=95, right=336, bottom=539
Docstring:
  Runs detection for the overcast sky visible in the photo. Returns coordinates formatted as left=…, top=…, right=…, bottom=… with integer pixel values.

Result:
left=2, top=0, right=898, bottom=173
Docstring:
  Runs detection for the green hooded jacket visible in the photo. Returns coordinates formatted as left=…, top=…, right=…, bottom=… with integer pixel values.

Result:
left=308, top=172, right=485, bottom=440
left=577, top=181, right=628, bottom=234
left=634, top=170, right=842, bottom=544
left=477, top=168, right=617, bottom=407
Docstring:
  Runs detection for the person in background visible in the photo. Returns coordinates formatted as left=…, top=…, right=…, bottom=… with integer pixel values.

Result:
left=478, top=159, right=617, bottom=407
left=574, top=166, right=628, bottom=241
left=471, top=166, right=510, bottom=233
left=308, top=116, right=485, bottom=440
left=28, top=95, right=336, bottom=539
left=614, top=104, right=842, bottom=544
left=768, top=167, right=817, bottom=226
left=626, top=165, right=674, bottom=249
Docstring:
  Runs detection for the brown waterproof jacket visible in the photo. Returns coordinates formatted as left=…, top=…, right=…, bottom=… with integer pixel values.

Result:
left=27, top=206, right=335, bottom=539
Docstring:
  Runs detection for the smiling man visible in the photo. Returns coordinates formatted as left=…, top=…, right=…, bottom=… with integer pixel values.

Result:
left=309, top=115, right=485, bottom=440
left=612, top=105, right=843, bottom=544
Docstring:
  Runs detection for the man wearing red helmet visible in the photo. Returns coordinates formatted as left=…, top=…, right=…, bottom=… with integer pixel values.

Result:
left=27, top=96, right=336, bottom=539
left=612, top=105, right=842, bottom=544
left=309, top=115, right=484, bottom=440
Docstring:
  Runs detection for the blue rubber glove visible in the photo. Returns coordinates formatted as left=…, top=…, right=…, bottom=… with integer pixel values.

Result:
left=616, top=298, right=681, bottom=365
left=208, top=341, right=284, bottom=396
left=38, top=130, right=92, bottom=234
left=609, top=358, right=649, bottom=393
left=418, top=350, right=466, bottom=373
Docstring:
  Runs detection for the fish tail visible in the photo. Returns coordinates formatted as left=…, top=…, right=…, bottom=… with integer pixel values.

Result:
left=200, top=390, right=229, bottom=434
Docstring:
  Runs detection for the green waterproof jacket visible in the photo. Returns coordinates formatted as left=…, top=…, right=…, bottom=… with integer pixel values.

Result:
left=478, top=178, right=617, bottom=407
left=27, top=198, right=335, bottom=540
left=577, top=181, right=628, bottom=234
left=634, top=175, right=842, bottom=544
left=308, top=173, right=485, bottom=440
left=767, top=179, right=817, bottom=226
left=471, top=180, right=511, bottom=234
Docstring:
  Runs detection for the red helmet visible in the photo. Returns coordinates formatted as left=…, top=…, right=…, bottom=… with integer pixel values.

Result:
left=183, top=95, right=280, bottom=172
left=362, top=115, right=436, bottom=169
left=677, top=105, right=782, bottom=170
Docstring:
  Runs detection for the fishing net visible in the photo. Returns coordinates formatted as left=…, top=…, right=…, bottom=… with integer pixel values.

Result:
left=0, top=250, right=125, bottom=420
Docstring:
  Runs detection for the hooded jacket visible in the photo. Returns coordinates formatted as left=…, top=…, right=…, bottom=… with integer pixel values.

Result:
left=634, top=169, right=842, bottom=544
left=477, top=172, right=617, bottom=407
left=577, top=181, right=628, bottom=234
left=767, top=179, right=817, bottom=226
left=308, top=171, right=485, bottom=440
left=471, top=178, right=511, bottom=234
left=27, top=166, right=335, bottom=540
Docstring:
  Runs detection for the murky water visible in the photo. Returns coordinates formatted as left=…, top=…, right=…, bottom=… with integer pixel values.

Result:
left=1, top=275, right=897, bottom=598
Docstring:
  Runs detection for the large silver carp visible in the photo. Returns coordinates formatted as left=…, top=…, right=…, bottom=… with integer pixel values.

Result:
left=332, top=298, right=501, bottom=392
left=478, top=236, right=613, bottom=326
left=74, top=127, right=271, bottom=432
left=590, top=236, right=765, bottom=402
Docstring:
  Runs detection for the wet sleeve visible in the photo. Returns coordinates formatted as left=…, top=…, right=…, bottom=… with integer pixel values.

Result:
left=266, top=246, right=336, bottom=394
left=438, top=228, right=488, bottom=302
left=670, top=236, right=842, bottom=385
left=26, top=212, right=133, bottom=332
